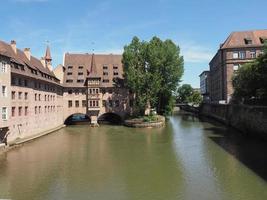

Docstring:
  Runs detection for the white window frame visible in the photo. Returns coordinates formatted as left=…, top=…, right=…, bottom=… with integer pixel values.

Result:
left=0, top=62, right=7, bottom=73
left=2, top=107, right=7, bottom=120
left=233, top=52, right=239, bottom=59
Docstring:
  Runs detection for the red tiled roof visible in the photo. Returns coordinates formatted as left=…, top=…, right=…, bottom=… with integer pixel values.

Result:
left=221, top=30, right=267, bottom=49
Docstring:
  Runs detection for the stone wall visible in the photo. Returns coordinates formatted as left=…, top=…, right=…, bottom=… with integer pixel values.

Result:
left=200, top=103, right=267, bottom=139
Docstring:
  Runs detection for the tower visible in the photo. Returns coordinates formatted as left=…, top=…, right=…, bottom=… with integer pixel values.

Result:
left=45, top=45, right=52, bottom=71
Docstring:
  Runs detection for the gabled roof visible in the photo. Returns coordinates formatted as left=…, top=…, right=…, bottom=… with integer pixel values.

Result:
left=221, top=30, right=267, bottom=49
left=0, top=40, right=57, bottom=79
left=88, top=54, right=100, bottom=78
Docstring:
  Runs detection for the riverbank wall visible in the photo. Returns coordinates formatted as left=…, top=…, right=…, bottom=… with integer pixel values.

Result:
left=199, top=103, right=267, bottom=139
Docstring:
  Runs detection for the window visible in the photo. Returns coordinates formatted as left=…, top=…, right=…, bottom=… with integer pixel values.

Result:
left=2, top=86, right=7, bottom=97
left=35, top=106, right=37, bottom=114
left=96, top=89, right=99, bottom=94
left=39, top=106, right=41, bottom=114
left=113, top=65, right=118, bottom=70
left=39, top=94, right=41, bottom=101
left=78, top=66, right=84, bottom=69
left=11, top=77, right=16, bottom=85
left=66, top=79, right=73, bottom=83
left=0, top=62, right=7, bottom=73
left=2, top=107, right=7, bottom=120
left=25, top=107, right=28, bottom=116
left=68, top=90, right=73, bottom=94
left=239, top=51, right=246, bottom=59
left=103, top=72, right=108, bottom=76
left=233, top=64, right=239, bottom=71
left=12, top=91, right=15, bottom=100
left=18, top=107, right=22, bottom=116
left=103, top=65, right=108, bottom=70
left=103, top=79, right=109, bottom=83
left=82, top=100, right=86, bottom=107
left=74, top=89, right=79, bottom=95
left=24, top=80, right=28, bottom=87
left=67, top=72, right=73, bottom=75
left=25, top=92, right=28, bottom=100
left=68, top=100, right=72, bottom=108
left=68, top=66, right=73, bottom=69
left=35, top=93, right=37, bottom=101
left=78, top=72, right=83, bottom=75
left=77, top=79, right=84, bottom=83
left=18, top=92, right=22, bottom=100
left=18, top=78, right=22, bottom=86
left=233, top=52, right=239, bottom=59
left=96, top=101, right=99, bottom=107
left=75, top=100, right=79, bottom=107
left=244, top=38, right=252, bottom=45
left=113, top=72, right=119, bottom=76
left=45, top=106, right=47, bottom=113
left=12, top=107, right=15, bottom=117
left=250, top=50, right=256, bottom=58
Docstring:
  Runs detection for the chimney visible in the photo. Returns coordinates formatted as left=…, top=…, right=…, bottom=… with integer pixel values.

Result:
left=24, top=48, right=31, bottom=60
left=40, top=57, right=46, bottom=67
left=11, top=40, right=17, bottom=54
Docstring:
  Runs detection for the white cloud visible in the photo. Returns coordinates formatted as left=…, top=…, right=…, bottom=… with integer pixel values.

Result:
left=180, top=42, right=215, bottom=63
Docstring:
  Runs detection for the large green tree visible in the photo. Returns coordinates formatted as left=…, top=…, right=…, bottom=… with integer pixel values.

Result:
left=122, top=36, right=184, bottom=116
left=232, top=43, right=267, bottom=105
left=176, top=84, right=202, bottom=106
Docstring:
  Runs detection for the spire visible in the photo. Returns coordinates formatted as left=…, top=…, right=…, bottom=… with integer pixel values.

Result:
left=88, top=53, right=99, bottom=78
left=45, top=45, right=52, bottom=61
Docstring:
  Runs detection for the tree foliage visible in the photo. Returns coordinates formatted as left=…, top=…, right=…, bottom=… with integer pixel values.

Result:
left=122, top=36, right=184, bottom=116
left=232, top=43, right=267, bottom=105
left=176, top=84, right=202, bottom=106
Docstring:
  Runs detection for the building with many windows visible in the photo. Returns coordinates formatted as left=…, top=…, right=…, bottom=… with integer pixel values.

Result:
left=0, top=40, right=64, bottom=144
left=208, top=30, right=267, bottom=103
left=199, top=70, right=210, bottom=102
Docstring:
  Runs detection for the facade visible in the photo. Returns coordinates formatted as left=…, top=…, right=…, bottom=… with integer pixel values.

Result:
left=209, top=30, right=267, bottom=103
left=0, top=40, right=64, bottom=144
left=199, top=71, right=210, bottom=102
left=61, top=53, right=132, bottom=125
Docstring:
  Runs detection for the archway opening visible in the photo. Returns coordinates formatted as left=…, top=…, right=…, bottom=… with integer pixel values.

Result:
left=64, top=113, right=91, bottom=125
left=97, top=113, right=123, bottom=125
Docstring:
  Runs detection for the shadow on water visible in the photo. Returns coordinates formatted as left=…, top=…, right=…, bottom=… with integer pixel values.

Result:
left=199, top=116, right=267, bottom=182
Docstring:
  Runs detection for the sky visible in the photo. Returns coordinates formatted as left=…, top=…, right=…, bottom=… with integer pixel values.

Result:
left=1, top=0, right=267, bottom=87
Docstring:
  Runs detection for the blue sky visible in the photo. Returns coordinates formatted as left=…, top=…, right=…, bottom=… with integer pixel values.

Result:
left=1, top=0, right=267, bottom=87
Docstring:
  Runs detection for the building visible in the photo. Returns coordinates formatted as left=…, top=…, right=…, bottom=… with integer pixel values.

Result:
left=199, top=71, right=210, bottom=102
left=61, top=53, right=132, bottom=125
left=209, top=30, right=267, bottom=103
left=0, top=40, right=64, bottom=144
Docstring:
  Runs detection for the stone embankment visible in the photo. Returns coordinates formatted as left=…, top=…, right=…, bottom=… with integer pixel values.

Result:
left=124, top=115, right=165, bottom=128
left=199, top=103, right=267, bottom=139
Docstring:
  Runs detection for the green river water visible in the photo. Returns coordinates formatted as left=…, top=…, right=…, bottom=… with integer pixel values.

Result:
left=0, top=112, right=267, bottom=200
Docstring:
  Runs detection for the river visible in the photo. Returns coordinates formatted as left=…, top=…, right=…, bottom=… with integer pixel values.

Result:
left=0, top=112, right=267, bottom=200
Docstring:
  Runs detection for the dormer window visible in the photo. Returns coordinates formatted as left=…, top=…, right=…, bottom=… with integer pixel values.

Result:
left=78, top=66, right=83, bottom=69
left=68, top=66, right=73, bottom=70
left=103, top=65, right=108, bottom=70
left=244, top=38, right=252, bottom=45
left=260, top=37, right=267, bottom=44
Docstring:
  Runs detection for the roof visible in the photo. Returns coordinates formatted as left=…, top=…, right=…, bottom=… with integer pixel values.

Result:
left=63, top=53, right=123, bottom=87
left=221, top=30, right=267, bottom=49
left=0, top=39, right=59, bottom=83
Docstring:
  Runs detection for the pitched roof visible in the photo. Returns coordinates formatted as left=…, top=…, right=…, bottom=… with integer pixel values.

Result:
left=221, top=30, right=267, bottom=49
left=88, top=53, right=100, bottom=78
left=0, top=39, right=58, bottom=82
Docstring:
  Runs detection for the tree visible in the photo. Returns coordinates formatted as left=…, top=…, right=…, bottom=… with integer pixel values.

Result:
left=187, top=90, right=203, bottom=106
left=176, top=84, right=194, bottom=103
left=232, top=42, right=267, bottom=105
left=122, top=36, right=184, bottom=116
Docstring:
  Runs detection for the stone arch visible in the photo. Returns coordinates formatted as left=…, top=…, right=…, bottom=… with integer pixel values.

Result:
left=64, top=113, right=91, bottom=125
left=97, top=112, right=123, bottom=124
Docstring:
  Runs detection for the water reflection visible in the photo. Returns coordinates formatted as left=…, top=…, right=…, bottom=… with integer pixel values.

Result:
left=0, top=113, right=267, bottom=200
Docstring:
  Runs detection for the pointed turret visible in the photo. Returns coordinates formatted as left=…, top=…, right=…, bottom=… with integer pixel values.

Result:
left=44, top=45, right=52, bottom=71
left=45, top=45, right=52, bottom=61
left=88, top=53, right=99, bottom=78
